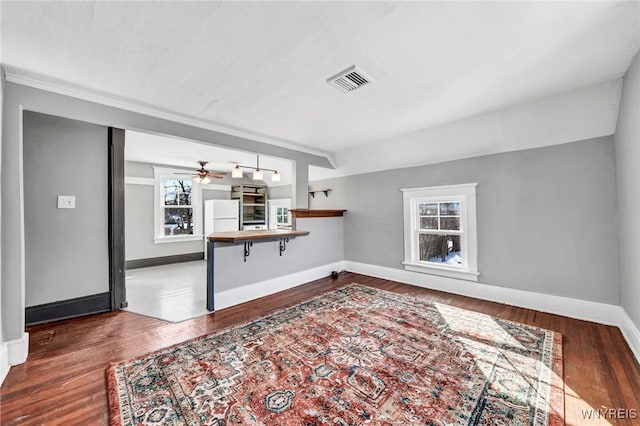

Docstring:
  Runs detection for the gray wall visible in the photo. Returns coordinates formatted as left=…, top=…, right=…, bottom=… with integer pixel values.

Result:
left=268, top=184, right=292, bottom=200
left=309, top=178, right=345, bottom=210
left=125, top=160, right=204, bottom=260
left=125, top=160, right=233, bottom=261
left=268, top=180, right=344, bottom=209
left=0, top=69, right=4, bottom=345
left=23, top=112, right=109, bottom=306
left=615, top=51, right=640, bottom=329
left=213, top=217, right=343, bottom=292
left=2, top=82, right=331, bottom=342
left=338, top=137, right=620, bottom=304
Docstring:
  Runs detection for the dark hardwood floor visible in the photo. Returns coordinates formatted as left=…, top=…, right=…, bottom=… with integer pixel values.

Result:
left=1, top=272, right=639, bottom=425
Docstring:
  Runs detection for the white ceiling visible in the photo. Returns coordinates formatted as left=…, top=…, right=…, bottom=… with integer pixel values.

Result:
left=125, top=130, right=293, bottom=186
left=1, top=1, right=639, bottom=157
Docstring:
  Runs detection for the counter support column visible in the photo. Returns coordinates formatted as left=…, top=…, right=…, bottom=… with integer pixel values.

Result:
left=207, top=240, right=215, bottom=311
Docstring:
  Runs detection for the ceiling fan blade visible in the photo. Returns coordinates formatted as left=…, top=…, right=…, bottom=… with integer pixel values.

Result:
left=206, top=172, right=226, bottom=179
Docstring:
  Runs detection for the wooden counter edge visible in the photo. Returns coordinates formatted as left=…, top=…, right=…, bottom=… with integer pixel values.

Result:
left=208, top=229, right=310, bottom=243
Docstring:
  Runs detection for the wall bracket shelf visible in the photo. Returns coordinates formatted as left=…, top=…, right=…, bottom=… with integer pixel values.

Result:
left=309, top=189, right=331, bottom=198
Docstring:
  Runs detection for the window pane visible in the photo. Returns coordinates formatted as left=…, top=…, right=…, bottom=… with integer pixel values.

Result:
left=419, top=234, right=462, bottom=266
left=164, top=207, right=194, bottom=236
left=164, top=179, right=178, bottom=205
left=178, top=192, right=192, bottom=206
left=164, top=179, right=192, bottom=205
left=440, top=217, right=460, bottom=230
left=419, top=203, right=438, bottom=216
left=419, top=217, right=438, bottom=230
left=439, top=202, right=460, bottom=215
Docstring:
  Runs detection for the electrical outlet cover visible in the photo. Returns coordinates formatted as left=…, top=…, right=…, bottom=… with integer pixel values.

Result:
left=57, top=195, right=76, bottom=209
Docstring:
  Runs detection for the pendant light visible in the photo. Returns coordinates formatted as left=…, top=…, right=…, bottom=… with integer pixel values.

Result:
left=232, top=165, right=243, bottom=178
left=232, top=154, right=280, bottom=182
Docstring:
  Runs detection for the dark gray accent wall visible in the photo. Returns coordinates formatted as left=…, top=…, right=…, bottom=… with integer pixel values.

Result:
left=108, top=128, right=126, bottom=310
left=23, top=112, right=110, bottom=307
left=337, top=137, right=620, bottom=304
left=615, top=51, right=640, bottom=330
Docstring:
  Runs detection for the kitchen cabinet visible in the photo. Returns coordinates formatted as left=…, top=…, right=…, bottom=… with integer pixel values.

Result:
left=231, top=184, right=268, bottom=230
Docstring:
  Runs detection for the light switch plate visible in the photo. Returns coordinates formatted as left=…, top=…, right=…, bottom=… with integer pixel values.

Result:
left=57, top=195, right=76, bottom=209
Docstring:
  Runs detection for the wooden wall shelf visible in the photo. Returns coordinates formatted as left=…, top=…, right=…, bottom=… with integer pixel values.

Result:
left=289, top=209, right=347, bottom=219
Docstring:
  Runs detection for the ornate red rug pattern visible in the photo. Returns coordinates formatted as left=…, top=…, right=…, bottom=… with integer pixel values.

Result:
left=106, top=284, right=564, bottom=425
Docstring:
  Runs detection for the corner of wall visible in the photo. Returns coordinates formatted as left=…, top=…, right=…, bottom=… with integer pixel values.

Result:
left=0, top=342, right=8, bottom=386
left=614, top=49, right=640, bottom=332
left=619, top=308, right=640, bottom=365
left=0, top=332, right=29, bottom=387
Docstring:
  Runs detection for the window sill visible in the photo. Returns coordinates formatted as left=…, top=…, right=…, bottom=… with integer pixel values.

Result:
left=402, top=261, right=479, bottom=282
left=154, top=235, right=203, bottom=244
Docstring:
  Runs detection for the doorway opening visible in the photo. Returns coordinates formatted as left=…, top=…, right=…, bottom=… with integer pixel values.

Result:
left=123, top=130, right=293, bottom=322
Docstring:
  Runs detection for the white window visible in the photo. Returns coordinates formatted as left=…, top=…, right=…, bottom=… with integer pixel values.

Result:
left=154, top=168, right=203, bottom=243
left=402, top=183, right=478, bottom=281
left=268, top=199, right=292, bottom=229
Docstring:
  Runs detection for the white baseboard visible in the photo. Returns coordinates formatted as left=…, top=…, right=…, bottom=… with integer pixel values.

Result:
left=7, top=332, right=29, bottom=365
left=0, top=332, right=29, bottom=387
left=215, top=261, right=345, bottom=311
left=344, top=261, right=640, bottom=364
left=618, top=310, right=640, bottom=364
left=0, top=342, right=9, bottom=387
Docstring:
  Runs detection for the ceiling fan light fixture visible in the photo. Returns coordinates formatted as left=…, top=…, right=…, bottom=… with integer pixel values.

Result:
left=194, top=176, right=201, bottom=183
left=202, top=176, right=211, bottom=184
left=232, top=165, right=243, bottom=178
left=271, top=170, right=281, bottom=182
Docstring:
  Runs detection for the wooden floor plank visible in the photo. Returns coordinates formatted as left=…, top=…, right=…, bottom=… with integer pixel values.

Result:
left=1, top=272, right=638, bottom=425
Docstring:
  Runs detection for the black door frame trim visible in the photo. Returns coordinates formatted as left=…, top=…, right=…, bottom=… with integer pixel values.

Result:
left=108, top=127, right=127, bottom=310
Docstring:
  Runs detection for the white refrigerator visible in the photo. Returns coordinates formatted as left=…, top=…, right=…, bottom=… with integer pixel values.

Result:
left=204, top=200, right=239, bottom=259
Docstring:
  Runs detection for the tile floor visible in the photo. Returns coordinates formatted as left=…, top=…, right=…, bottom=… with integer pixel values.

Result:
left=124, top=261, right=209, bottom=322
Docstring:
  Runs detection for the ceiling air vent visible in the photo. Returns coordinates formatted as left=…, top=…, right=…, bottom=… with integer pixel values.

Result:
left=327, top=65, right=374, bottom=93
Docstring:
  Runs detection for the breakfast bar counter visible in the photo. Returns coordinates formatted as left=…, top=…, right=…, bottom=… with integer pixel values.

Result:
left=208, top=229, right=310, bottom=243
left=206, top=229, right=310, bottom=311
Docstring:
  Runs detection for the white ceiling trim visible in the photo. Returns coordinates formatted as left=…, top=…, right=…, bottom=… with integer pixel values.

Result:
left=310, top=79, right=623, bottom=182
left=4, top=70, right=337, bottom=167
left=202, top=184, right=232, bottom=191
left=124, top=176, right=153, bottom=186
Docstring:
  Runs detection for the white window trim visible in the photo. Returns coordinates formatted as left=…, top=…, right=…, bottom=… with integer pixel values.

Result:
left=153, top=167, right=203, bottom=244
left=268, top=198, right=292, bottom=229
left=402, top=183, right=479, bottom=281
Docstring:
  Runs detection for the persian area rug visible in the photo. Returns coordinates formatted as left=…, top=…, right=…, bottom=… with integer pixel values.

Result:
left=106, top=284, right=564, bottom=425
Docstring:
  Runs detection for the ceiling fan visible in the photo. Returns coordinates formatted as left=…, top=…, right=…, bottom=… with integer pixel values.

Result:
left=174, top=161, right=226, bottom=183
